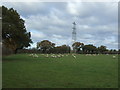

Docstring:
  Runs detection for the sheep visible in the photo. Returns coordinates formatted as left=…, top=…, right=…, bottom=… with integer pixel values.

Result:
left=33, top=54, right=38, bottom=58
left=51, top=54, right=56, bottom=58
left=112, top=55, right=116, bottom=59
left=89, top=54, right=92, bottom=56
left=66, top=55, right=68, bottom=56
left=29, top=54, right=33, bottom=56
left=53, top=55, right=57, bottom=58
left=86, top=54, right=88, bottom=56
left=57, top=55, right=61, bottom=58
left=72, top=54, right=76, bottom=59
left=85, top=54, right=92, bottom=56
left=29, top=54, right=38, bottom=58
left=93, top=54, right=96, bottom=56
left=46, top=54, right=49, bottom=57
left=73, top=55, right=76, bottom=59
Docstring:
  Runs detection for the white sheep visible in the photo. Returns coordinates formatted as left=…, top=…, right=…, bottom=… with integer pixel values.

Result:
left=73, top=55, right=76, bottom=59
left=29, top=54, right=33, bottom=56
left=66, top=55, right=68, bottom=56
left=112, top=55, right=116, bottom=59
left=51, top=55, right=56, bottom=58
left=57, top=55, right=61, bottom=58
left=33, top=54, right=38, bottom=58
left=93, top=54, right=96, bottom=56
left=72, top=54, right=76, bottom=59
left=46, top=54, right=49, bottom=57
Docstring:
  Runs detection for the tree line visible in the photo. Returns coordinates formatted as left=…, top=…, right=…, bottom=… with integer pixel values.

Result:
left=20, top=40, right=117, bottom=54
left=2, top=6, right=119, bottom=55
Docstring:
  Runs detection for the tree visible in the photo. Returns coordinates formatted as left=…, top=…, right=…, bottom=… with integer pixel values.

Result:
left=72, top=42, right=84, bottom=53
left=37, top=40, right=55, bottom=53
left=119, top=49, right=120, bottom=54
left=54, top=45, right=71, bottom=54
left=2, top=6, right=32, bottom=54
left=98, top=45, right=107, bottom=54
left=83, top=44, right=97, bottom=54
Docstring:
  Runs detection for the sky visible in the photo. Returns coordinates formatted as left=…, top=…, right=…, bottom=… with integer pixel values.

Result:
left=1, top=1, right=118, bottom=49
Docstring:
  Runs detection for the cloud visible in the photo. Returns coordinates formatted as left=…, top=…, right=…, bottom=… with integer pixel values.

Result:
left=2, top=2, right=118, bottom=49
left=2, top=2, right=53, bottom=17
left=30, top=30, right=46, bottom=42
left=52, top=34, right=62, bottom=38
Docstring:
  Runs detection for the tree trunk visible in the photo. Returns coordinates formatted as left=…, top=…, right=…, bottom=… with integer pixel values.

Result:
left=14, top=49, right=18, bottom=54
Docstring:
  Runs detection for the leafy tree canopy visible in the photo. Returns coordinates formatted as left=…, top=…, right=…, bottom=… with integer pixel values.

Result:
left=37, top=40, right=55, bottom=53
left=2, top=6, right=32, bottom=53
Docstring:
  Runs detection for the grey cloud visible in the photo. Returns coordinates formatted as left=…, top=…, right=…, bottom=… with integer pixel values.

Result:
left=2, top=2, right=118, bottom=49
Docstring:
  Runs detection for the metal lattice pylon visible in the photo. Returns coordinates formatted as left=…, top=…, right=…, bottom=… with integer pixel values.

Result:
left=72, top=22, right=76, bottom=44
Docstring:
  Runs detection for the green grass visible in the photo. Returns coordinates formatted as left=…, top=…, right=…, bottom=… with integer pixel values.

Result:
left=2, top=54, right=118, bottom=88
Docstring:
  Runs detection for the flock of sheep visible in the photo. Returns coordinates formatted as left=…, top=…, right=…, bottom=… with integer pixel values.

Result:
left=28, top=53, right=117, bottom=59
left=29, top=53, right=76, bottom=58
left=85, top=54, right=117, bottom=59
left=29, top=54, right=39, bottom=58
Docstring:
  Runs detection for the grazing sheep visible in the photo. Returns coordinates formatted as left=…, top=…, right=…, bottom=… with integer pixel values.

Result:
left=51, top=54, right=56, bottom=58
left=89, top=54, right=92, bottom=56
left=112, top=55, right=116, bottom=59
left=29, top=54, right=33, bottom=56
left=54, top=56, right=57, bottom=58
left=73, top=55, right=76, bottom=59
left=29, top=54, right=38, bottom=58
left=85, top=54, right=91, bottom=56
left=46, top=54, right=49, bottom=57
left=33, top=54, right=38, bottom=58
left=93, top=54, right=96, bottom=56
left=85, top=54, right=88, bottom=56
left=57, top=55, right=61, bottom=58
left=72, top=54, right=76, bottom=59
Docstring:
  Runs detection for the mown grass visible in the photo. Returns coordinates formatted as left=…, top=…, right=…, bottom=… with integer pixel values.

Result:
left=2, top=54, right=118, bottom=88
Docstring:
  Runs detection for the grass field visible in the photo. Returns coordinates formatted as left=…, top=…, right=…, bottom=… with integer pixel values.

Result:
left=2, top=54, right=118, bottom=88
